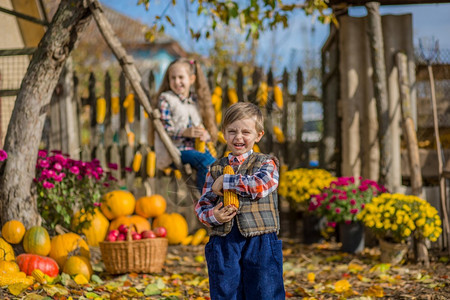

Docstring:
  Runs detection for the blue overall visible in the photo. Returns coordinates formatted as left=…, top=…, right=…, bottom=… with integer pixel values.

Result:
left=205, top=222, right=285, bottom=300
left=181, top=150, right=216, bottom=192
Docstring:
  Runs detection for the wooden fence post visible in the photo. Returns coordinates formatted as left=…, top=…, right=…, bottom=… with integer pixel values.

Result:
left=295, top=68, right=304, bottom=168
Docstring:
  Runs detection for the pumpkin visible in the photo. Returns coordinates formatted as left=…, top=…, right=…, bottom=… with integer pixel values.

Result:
left=63, top=255, right=93, bottom=280
left=1, top=220, right=26, bottom=244
left=0, top=237, right=15, bottom=261
left=71, top=208, right=109, bottom=247
left=135, top=194, right=167, bottom=218
left=152, top=213, right=188, bottom=244
left=16, top=253, right=59, bottom=277
left=109, top=215, right=151, bottom=233
left=48, top=233, right=90, bottom=269
left=0, top=260, right=20, bottom=274
left=100, top=190, right=136, bottom=220
left=22, top=226, right=51, bottom=256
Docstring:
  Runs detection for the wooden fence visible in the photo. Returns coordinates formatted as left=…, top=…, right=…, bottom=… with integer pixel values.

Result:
left=42, top=65, right=320, bottom=237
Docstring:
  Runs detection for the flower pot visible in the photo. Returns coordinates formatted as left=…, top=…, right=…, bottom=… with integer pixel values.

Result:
left=302, top=214, right=326, bottom=244
left=379, top=239, right=408, bottom=265
left=338, top=222, right=364, bottom=253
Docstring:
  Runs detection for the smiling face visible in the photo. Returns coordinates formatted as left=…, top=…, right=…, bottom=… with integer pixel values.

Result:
left=223, top=117, right=264, bottom=156
left=168, top=63, right=195, bottom=99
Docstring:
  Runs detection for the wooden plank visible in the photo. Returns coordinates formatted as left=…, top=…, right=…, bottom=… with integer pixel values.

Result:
left=329, top=0, right=450, bottom=6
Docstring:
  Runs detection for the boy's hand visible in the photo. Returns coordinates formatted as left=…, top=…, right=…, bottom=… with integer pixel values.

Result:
left=212, top=175, right=224, bottom=196
left=213, top=202, right=237, bottom=223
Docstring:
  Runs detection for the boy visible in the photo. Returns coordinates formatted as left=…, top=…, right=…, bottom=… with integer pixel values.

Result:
left=195, top=102, right=285, bottom=300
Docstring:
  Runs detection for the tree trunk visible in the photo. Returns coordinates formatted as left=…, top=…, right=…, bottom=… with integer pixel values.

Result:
left=0, top=0, right=92, bottom=228
left=365, top=2, right=393, bottom=190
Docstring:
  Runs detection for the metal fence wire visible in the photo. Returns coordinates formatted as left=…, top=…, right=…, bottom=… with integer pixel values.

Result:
left=414, top=47, right=450, bottom=157
left=0, top=54, right=30, bottom=143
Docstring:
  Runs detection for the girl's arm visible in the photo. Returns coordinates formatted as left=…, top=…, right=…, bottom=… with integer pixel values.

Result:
left=223, top=158, right=279, bottom=200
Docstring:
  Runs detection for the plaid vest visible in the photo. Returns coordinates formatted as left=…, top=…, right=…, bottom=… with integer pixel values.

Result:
left=209, top=153, right=280, bottom=237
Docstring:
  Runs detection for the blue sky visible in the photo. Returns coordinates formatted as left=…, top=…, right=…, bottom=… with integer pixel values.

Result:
left=100, top=1, right=450, bottom=73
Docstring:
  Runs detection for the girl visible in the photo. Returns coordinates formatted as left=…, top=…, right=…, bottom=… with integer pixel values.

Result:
left=155, top=58, right=218, bottom=192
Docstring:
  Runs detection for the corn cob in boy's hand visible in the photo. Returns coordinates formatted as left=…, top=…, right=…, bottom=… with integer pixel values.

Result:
left=223, top=165, right=239, bottom=209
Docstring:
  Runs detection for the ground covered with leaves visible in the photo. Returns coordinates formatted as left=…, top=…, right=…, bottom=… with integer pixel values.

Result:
left=1, top=240, right=449, bottom=299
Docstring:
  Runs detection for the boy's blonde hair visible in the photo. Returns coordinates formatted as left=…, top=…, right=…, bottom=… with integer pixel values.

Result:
left=222, top=102, right=264, bottom=133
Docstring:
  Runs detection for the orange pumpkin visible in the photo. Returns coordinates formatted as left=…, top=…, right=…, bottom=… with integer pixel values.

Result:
left=63, top=255, right=93, bottom=280
left=100, top=190, right=135, bottom=220
left=22, top=226, right=51, bottom=256
left=109, top=215, right=151, bottom=233
left=71, top=209, right=109, bottom=247
left=1, top=220, right=26, bottom=244
left=48, top=233, right=90, bottom=268
left=135, top=194, right=167, bottom=218
left=152, top=213, right=188, bottom=244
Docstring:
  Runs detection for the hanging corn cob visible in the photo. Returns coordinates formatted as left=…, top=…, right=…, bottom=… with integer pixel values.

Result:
left=218, top=131, right=227, bottom=144
left=111, top=96, right=120, bottom=115
left=132, top=151, right=142, bottom=172
left=273, top=85, right=283, bottom=109
left=173, top=169, right=182, bottom=180
left=256, top=82, right=269, bottom=107
left=211, top=86, right=223, bottom=125
left=273, top=126, right=285, bottom=143
left=146, top=151, right=156, bottom=178
left=96, top=97, right=106, bottom=124
left=123, top=93, right=135, bottom=123
left=253, top=144, right=261, bottom=153
left=207, top=141, right=217, bottom=158
left=227, top=88, right=238, bottom=106
left=223, top=165, right=239, bottom=208
left=162, top=167, right=173, bottom=176
left=223, top=150, right=231, bottom=157
left=195, top=138, right=205, bottom=153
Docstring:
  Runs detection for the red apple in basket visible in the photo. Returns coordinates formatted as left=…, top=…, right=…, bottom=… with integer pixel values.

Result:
left=118, top=224, right=128, bottom=234
left=117, top=233, right=126, bottom=241
left=141, top=230, right=156, bottom=239
left=105, top=231, right=118, bottom=242
left=132, top=232, right=142, bottom=240
left=153, top=226, right=167, bottom=238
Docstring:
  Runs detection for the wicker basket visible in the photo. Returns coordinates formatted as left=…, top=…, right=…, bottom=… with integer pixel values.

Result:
left=99, top=237, right=168, bottom=274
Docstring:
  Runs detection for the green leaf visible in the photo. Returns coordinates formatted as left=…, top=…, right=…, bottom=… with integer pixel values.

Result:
left=91, top=274, right=104, bottom=284
left=144, top=283, right=161, bottom=296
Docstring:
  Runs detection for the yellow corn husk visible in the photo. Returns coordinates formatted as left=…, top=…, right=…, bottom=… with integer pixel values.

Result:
left=127, top=132, right=135, bottom=146
left=96, top=97, right=106, bottom=124
left=273, top=126, right=285, bottom=143
left=223, top=165, right=239, bottom=208
left=162, top=167, right=173, bottom=176
left=0, top=272, right=34, bottom=286
left=146, top=151, right=156, bottom=178
left=273, top=85, right=283, bottom=109
left=132, top=151, right=142, bottom=172
left=31, top=269, right=47, bottom=284
left=227, top=88, right=238, bottom=106
left=195, top=138, right=205, bottom=153
left=256, top=82, right=268, bottom=107
left=218, top=131, right=227, bottom=144
left=123, top=93, right=135, bottom=123
left=191, top=228, right=207, bottom=246
left=206, top=141, right=217, bottom=158
left=215, top=110, right=222, bottom=126
left=111, top=96, right=120, bottom=115
left=253, top=144, right=261, bottom=153
left=181, top=235, right=193, bottom=246
left=173, top=169, right=182, bottom=180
